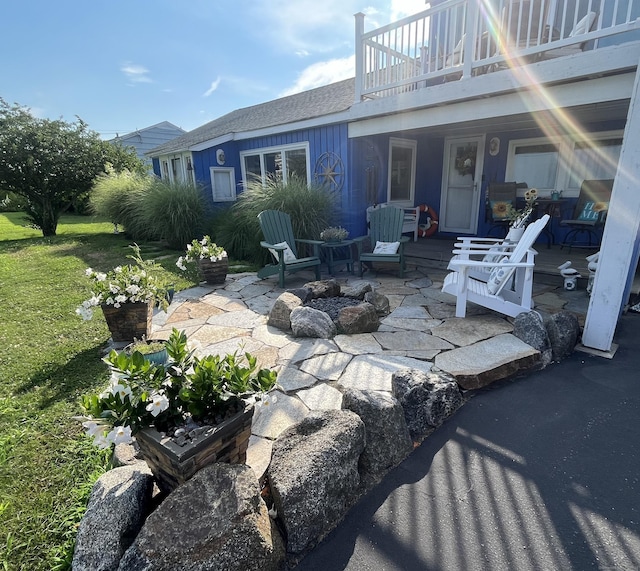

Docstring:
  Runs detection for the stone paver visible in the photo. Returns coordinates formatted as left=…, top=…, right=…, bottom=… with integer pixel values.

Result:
left=149, top=268, right=564, bottom=478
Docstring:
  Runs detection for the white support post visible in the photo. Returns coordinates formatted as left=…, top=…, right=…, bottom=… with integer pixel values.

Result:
left=354, top=13, right=365, bottom=103
left=462, top=0, right=479, bottom=79
left=581, top=56, right=640, bottom=352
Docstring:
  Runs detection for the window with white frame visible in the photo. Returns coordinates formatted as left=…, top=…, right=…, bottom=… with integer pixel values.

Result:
left=387, top=138, right=417, bottom=205
left=506, top=139, right=562, bottom=193
left=567, top=132, right=622, bottom=190
left=210, top=167, right=236, bottom=202
left=506, top=132, right=623, bottom=197
left=240, top=143, right=309, bottom=186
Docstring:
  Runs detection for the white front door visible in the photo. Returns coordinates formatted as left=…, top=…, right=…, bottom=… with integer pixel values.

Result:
left=439, top=136, right=485, bottom=234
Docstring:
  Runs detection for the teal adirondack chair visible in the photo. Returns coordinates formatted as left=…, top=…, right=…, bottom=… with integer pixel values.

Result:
left=357, top=206, right=409, bottom=277
left=257, top=210, right=322, bottom=288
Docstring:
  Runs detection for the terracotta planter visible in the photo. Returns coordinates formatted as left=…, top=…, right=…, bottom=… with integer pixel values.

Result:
left=101, top=302, right=153, bottom=343
left=198, top=257, right=228, bottom=285
left=135, top=402, right=254, bottom=493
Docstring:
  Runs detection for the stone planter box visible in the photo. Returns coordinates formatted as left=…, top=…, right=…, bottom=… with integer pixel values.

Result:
left=101, top=302, right=153, bottom=343
left=135, top=402, right=254, bottom=493
left=198, top=257, right=228, bottom=285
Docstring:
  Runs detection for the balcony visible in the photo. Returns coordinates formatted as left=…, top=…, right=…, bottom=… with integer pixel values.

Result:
left=355, top=0, right=640, bottom=101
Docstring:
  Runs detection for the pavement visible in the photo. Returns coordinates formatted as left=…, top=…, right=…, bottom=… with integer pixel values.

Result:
left=147, top=265, right=640, bottom=570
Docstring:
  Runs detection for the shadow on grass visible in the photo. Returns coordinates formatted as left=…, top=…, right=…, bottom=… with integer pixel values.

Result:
left=16, top=344, right=112, bottom=410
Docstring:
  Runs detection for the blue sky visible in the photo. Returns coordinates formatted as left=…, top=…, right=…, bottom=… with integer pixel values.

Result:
left=2, top=0, right=426, bottom=139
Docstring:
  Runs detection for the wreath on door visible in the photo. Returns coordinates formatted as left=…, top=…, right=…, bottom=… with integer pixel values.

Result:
left=455, top=144, right=476, bottom=177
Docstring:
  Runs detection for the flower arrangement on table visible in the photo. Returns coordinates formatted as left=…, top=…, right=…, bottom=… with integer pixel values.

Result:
left=491, top=188, right=539, bottom=230
left=176, top=235, right=228, bottom=283
left=320, top=226, right=349, bottom=242
left=75, top=244, right=168, bottom=321
left=76, top=328, right=278, bottom=449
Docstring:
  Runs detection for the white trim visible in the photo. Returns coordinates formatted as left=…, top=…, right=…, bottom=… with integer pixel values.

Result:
left=387, top=137, right=417, bottom=205
left=239, top=142, right=310, bottom=187
left=210, top=167, right=237, bottom=202
left=348, top=74, right=635, bottom=139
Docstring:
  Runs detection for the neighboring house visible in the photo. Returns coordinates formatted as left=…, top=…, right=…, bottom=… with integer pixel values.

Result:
left=109, top=121, right=185, bottom=173
left=149, top=0, right=640, bottom=353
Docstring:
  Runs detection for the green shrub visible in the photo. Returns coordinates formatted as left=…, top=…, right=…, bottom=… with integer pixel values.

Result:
left=215, top=174, right=337, bottom=263
left=90, top=170, right=155, bottom=239
left=142, top=179, right=210, bottom=249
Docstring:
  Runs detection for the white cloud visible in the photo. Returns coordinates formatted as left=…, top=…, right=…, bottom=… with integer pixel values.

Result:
left=279, top=56, right=355, bottom=97
left=203, top=77, right=221, bottom=97
left=121, top=62, right=152, bottom=84
left=390, top=0, right=428, bottom=22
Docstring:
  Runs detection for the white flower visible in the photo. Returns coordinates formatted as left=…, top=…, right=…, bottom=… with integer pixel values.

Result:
left=109, top=283, right=120, bottom=294
left=146, top=392, right=169, bottom=417
left=85, top=268, right=93, bottom=276
left=114, top=266, right=122, bottom=273
left=105, top=297, right=115, bottom=305
left=110, top=383, right=132, bottom=401
left=126, top=284, right=140, bottom=295
left=82, top=420, right=103, bottom=437
left=96, top=272, right=107, bottom=282
left=176, top=257, right=187, bottom=271
left=114, top=294, right=127, bottom=307
left=187, top=244, right=192, bottom=251
left=75, top=306, right=93, bottom=321
left=93, top=433, right=111, bottom=449
left=107, top=425, right=133, bottom=446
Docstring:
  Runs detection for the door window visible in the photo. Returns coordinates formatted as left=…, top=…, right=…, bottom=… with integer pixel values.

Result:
left=387, top=138, right=417, bottom=205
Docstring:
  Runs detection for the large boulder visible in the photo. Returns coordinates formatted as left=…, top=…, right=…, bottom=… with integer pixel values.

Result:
left=268, top=410, right=365, bottom=555
left=545, top=310, right=580, bottom=361
left=342, top=389, right=413, bottom=485
left=73, top=465, right=154, bottom=571
left=303, top=279, right=341, bottom=299
left=513, top=311, right=552, bottom=367
left=267, top=292, right=304, bottom=331
left=364, top=290, right=391, bottom=316
left=290, top=306, right=337, bottom=338
left=118, top=463, right=285, bottom=571
left=392, top=368, right=464, bottom=442
left=337, top=302, right=380, bottom=334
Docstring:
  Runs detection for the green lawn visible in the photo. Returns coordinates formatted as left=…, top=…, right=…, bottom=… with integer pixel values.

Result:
left=0, top=213, right=199, bottom=570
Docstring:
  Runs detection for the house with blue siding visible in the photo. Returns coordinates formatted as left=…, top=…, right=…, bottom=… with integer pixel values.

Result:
left=149, top=0, right=640, bottom=354
left=109, top=121, right=185, bottom=173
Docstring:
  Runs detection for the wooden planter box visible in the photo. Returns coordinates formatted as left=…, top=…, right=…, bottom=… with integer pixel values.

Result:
left=135, top=402, right=254, bottom=493
left=101, top=302, right=152, bottom=343
left=198, top=257, right=228, bottom=284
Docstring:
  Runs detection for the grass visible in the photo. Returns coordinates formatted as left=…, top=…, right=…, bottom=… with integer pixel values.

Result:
left=0, top=213, right=202, bottom=570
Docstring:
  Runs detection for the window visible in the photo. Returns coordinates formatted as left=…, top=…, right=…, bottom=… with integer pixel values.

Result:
left=507, top=140, right=561, bottom=192
left=387, top=138, right=417, bottom=205
left=240, top=143, right=309, bottom=186
left=506, top=132, right=623, bottom=197
left=171, top=158, right=183, bottom=183
left=210, top=167, right=236, bottom=202
left=568, top=134, right=622, bottom=189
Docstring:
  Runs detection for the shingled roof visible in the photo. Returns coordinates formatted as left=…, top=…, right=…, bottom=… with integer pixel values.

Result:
left=149, top=78, right=355, bottom=156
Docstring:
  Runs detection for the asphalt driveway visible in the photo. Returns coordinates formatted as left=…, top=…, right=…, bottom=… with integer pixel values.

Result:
left=296, top=313, right=640, bottom=571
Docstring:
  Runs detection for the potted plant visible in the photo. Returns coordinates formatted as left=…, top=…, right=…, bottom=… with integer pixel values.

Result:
left=505, top=188, right=538, bottom=241
left=320, top=226, right=349, bottom=243
left=75, top=245, right=169, bottom=342
left=125, top=337, right=168, bottom=366
left=76, top=328, right=278, bottom=492
left=176, top=235, right=228, bottom=285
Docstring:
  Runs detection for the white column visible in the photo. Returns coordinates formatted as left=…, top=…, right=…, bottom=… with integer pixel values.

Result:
left=354, top=13, right=365, bottom=103
left=581, top=57, right=640, bottom=351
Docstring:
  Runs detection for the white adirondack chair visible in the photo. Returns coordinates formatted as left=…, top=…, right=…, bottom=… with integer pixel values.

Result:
left=442, top=214, right=550, bottom=318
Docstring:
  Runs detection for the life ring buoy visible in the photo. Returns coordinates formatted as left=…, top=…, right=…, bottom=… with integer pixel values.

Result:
left=417, top=205, right=438, bottom=238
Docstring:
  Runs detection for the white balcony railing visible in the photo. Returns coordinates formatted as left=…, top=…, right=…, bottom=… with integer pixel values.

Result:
left=355, top=0, right=640, bottom=101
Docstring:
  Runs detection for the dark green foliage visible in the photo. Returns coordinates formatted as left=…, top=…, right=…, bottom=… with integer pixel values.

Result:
left=0, top=98, right=145, bottom=236
left=215, top=174, right=338, bottom=263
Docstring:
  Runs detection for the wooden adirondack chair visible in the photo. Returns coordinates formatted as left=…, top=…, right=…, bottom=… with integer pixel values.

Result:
left=442, top=214, right=550, bottom=318
left=357, top=206, right=409, bottom=277
left=257, top=210, right=322, bottom=288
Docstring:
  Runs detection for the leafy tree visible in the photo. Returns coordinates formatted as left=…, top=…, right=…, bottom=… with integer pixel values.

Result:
left=0, top=98, right=145, bottom=236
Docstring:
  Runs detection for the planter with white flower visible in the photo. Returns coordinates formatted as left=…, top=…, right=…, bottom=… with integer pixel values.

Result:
left=505, top=188, right=539, bottom=241
left=77, top=328, right=278, bottom=493
left=176, top=236, right=228, bottom=285
left=76, top=245, right=168, bottom=343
